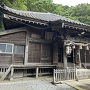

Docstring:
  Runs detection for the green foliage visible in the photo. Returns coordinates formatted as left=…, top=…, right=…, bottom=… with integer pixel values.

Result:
left=71, top=4, right=90, bottom=16
left=26, top=0, right=55, bottom=12
left=0, top=0, right=27, bottom=10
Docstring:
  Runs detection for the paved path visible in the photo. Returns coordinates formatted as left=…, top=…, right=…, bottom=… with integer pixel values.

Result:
left=0, top=79, right=75, bottom=90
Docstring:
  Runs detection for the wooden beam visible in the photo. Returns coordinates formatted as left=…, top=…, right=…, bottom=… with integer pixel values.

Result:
left=11, top=45, right=14, bottom=64
left=67, top=37, right=90, bottom=44
left=10, top=64, right=56, bottom=68
left=64, top=22, right=90, bottom=32
left=29, top=38, right=52, bottom=44
left=10, top=67, right=14, bottom=81
left=0, top=27, right=26, bottom=36
left=78, top=46, right=81, bottom=68
left=75, top=46, right=81, bottom=68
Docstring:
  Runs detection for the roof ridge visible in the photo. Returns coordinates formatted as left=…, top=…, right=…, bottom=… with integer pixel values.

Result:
left=2, top=5, right=52, bottom=15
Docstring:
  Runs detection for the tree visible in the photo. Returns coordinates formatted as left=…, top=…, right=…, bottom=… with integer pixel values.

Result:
left=0, top=0, right=27, bottom=10
left=26, top=0, right=55, bottom=12
left=70, top=3, right=90, bottom=25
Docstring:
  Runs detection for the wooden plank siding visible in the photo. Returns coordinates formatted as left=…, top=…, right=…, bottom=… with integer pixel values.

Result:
left=0, top=31, right=26, bottom=65
left=0, top=31, right=26, bottom=45
left=0, top=54, right=12, bottom=66
left=28, top=42, right=41, bottom=63
left=0, top=27, right=55, bottom=66
left=53, top=43, right=58, bottom=65
left=41, top=44, right=52, bottom=63
left=28, top=29, right=53, bottom=64
left=86, top=50, right=90, bottom=63
left=28, top=42, right=52, bottom=64
left=13, top=54, right=24, bottom=65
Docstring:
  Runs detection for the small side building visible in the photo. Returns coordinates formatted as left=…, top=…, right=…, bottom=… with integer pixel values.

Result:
left=0, top=4, right=90, bottom=80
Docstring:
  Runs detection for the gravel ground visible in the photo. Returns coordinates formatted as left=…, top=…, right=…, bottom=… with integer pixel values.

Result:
left=0, top=79, right=76, bottom=90
left=64, top=79, right=90, bottom=90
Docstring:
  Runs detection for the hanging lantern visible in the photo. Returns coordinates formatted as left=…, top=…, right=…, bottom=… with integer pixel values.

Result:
left=66, top=46, right=72, bottom=55
left=86, top=46, right=89, bottom=50
left=72, top=45, right=75, bottom=49
left=80, top=45, right=82, bottom=49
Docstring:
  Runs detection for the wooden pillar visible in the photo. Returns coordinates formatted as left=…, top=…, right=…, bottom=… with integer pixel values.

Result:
left=84, top=49, right=87, bottom=68
left=36, top=67, right=39, bottom=79
left=11, top=45, right=14, bottom=64
left=72, top=47, right=75, bottom=68
left=75, top=46, right=81, bottom=68
left=85, top=46, right=89, bottom=66
left=63, top=41, right=67, bottom=69
left=78, top=46, right=81, bottom=68
left=10, top=67, right=14, bottom=81
left=24, top=31, right=29, bottom=65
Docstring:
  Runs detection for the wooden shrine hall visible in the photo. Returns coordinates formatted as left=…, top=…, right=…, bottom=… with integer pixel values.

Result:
left=0, top=4, right=90, bottom=80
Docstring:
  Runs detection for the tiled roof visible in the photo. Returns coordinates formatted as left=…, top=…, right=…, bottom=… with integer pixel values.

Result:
left=0, top=4, right=90, bottom=30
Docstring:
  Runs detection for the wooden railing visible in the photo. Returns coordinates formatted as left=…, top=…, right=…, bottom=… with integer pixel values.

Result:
left=0, top=67, right=8, bottom=77
left=53, top=68, right=90, bottom=83
left=53, top=69, right=76, bottom=83
left=0, top=68, right=8, bottom=72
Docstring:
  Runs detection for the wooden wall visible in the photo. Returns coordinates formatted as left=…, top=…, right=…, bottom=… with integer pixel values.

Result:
left=28, top=42, right=41, bottom=63
left=0, top=31, right=26, bottom=44
left=0, top=30, right=26, bottom=66
left=86, top=50, right=90, bottom=63
left=28, top=42, right=52, bottom=64
left=28, top=28, right=53, bottom=64
left=13, top=54, right=24, bottom=65
left=80, top=48, right=85, bottom=63
left=0, top=54, right=12, bottom=66
left=0, top=26, right=59, bottom=66
left=53, top=43, right=58, bottom=65
left=41, top=44, right=52, bottom=63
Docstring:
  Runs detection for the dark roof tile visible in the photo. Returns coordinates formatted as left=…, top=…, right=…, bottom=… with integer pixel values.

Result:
left=0, top=5, right=90, bottom=28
